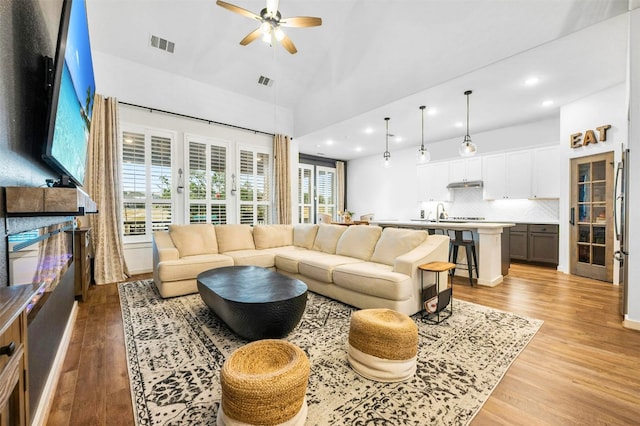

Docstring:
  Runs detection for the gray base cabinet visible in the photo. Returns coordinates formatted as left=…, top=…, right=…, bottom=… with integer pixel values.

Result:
left=510, top=223, right=559, bottom=265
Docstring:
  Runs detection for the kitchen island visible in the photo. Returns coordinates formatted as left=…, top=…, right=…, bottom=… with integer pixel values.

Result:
left=371, top=220, right=514, bottom=287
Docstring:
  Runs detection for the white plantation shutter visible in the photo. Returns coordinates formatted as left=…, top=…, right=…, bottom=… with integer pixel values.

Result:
left=239, top=148, right=270, bottom=224
left=186, top=136, right=229, bottom=224
left=317, top=166, right=336, bottom=218
left=298, top=164, right=314, bottom=223
left=122, top=128, right=174, bottom=240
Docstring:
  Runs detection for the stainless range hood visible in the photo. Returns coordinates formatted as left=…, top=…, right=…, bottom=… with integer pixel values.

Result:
left=446, top=180, right=484, bottom=189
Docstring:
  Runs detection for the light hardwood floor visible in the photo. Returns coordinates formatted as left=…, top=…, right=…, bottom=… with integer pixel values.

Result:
left=46, top=264, right=640, bottom=425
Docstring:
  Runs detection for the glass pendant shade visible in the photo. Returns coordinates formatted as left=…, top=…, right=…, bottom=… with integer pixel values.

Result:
left=417, top=105, right=430, bottom=163
left=459, top=90, right=477, bottom=157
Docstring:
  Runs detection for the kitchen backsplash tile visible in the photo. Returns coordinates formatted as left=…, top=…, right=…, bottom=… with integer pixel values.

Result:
left=420, top=188, right=559, bottom=223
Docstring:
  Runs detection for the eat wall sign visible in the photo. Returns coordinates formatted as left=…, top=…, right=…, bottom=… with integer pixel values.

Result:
left=570, top=124, right=611, bottom=148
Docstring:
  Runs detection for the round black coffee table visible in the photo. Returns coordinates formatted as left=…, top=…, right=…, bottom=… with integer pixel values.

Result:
left=197, top=266, right=308, bottom=341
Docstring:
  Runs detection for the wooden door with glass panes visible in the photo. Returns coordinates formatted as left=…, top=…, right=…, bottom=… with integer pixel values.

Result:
left=570, top=152, right=614, bottom=282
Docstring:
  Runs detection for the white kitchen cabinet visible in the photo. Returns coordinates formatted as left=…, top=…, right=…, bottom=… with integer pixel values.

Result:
left=482, top=151, right=532, bottom=199
left=417, top=162, right=451, bottom=202
left=531, top=145, right=560, bottom=198
left=448, top=157, right=482, bottom=182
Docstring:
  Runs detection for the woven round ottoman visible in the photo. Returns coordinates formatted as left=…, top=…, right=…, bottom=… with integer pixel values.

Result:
left=217, top=339, right=310, bottom=426
left=348, top=308, right=418, bottom=382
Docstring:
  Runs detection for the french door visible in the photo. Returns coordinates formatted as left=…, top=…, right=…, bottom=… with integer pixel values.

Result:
left=297, top=164, right=336, bottom=224
left=570, top=152, right=614, bottom=282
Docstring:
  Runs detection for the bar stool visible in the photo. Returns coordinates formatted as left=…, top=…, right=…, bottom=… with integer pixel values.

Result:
left=447, top=229, right=478, bottom=286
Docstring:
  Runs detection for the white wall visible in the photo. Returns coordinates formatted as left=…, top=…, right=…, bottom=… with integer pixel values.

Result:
left=93, top=51, right=294, bottom=137
left=347, top=117, right=559, bottom=221
left=558, top=84, right=627, bottom=279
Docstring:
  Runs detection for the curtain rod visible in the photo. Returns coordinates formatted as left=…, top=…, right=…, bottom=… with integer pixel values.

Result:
left=118, top=101, right=275, bottom=137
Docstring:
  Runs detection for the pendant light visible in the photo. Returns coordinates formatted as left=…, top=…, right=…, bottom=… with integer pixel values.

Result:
left=383, top=117, right=391, bottom=167
left=417, top=105, right=431, bottom=163
left=459, top=90, right=478, bottom=157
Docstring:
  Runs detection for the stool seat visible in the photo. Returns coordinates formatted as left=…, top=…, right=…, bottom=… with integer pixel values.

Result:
left=218, top=339, right=310, bottom=426
left=348, top=308, right=418, bottom=382
left=448, top=229, right=478, bottom=286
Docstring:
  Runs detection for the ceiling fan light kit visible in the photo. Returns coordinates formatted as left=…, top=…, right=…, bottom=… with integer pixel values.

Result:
left=216, top=0, right=322, bottom=54
left=459, top=90, right=478, bottom=157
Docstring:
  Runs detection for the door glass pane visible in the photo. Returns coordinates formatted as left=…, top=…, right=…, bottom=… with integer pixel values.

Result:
left=578, top=164, right=590, bottom=182
left=593, top=226, right=606, bottom=245
left=578, top=204, right=590, bottom=222
left=592, top=160, right=606, bottom=181
left=593, top=205, right=606, bottom=223
left=578, top=244, right=590, bottom=263
left=592, top=246, right=605, bottom=266
left=578, top=225, right=590, bottom=243
left=578, top=183, right=590, bottom=202
left=592, top=182, right=606, bottom=202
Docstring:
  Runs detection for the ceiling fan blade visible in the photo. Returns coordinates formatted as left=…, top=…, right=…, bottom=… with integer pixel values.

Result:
left=239, top=28, right=262, bottom=46
left=279, top=33, right=297, bottom=54
left=216, top=0, right=260, bottom=20
left=280, top=16, right=322, bottom=28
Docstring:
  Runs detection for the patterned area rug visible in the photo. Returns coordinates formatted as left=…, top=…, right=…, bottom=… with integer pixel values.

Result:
left=119, top=280, right=542, bottom=425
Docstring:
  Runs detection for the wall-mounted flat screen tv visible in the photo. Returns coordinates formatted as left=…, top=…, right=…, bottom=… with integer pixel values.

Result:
left=43, top=0, right=95, bottom=187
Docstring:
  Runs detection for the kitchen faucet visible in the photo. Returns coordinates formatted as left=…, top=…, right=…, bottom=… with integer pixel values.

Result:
left=436, top=203, right=446, bottom=223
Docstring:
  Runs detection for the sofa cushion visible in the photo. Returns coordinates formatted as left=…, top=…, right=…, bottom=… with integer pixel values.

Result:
left=168, top=224, right=218, bottom=257
left=253, top=225, right=294, bottom=249
left=293, top=224, right=318, bottom=249
left=215, top=224, right=255, bottom=252
left=223, top=249, right=275, bottom=268
left=157, top=253, right=233, bottom=282
left=274, top=249, right=327, bottom=274
left=333, top=262, right=413, bottom=301
left=371, top=228, right=429, bottom=266
left=335, top=225, right=382, bottom=261
left=312, top=224, right=348, bottom=254
left=298, top=254, right=364, bottom=283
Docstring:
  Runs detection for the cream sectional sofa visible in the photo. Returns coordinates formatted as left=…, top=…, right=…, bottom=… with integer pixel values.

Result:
left=152, top=223, right=450, bottom=316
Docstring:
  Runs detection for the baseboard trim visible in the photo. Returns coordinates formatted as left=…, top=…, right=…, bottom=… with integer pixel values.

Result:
left=623, top=318, right=640, bottom=331
left=31, top=301, right=78, bottom=426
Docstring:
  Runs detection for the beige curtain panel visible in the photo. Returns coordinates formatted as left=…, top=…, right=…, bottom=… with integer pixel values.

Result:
left=85, top=95, right=129, bottom=284
left=273, top=134, right=292, bottom=224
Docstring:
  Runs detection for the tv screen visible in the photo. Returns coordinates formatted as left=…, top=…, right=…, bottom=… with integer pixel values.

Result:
left=43, top=0, right=96, bottom=187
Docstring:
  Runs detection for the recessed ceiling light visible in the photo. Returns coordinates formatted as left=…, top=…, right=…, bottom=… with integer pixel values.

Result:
left=395, top=136, right=403, bottom=143
left=326, top=139, right=334, bottom=145
left=355, top=147, right=363, bottom=152
left=542, top=99, right=554, bottom=107
left=316, top=144, right=321, bottom=148
left=525, top=77, right=539, bottom=86
left=364, top=127, right=374, bottom=134
left=427, top=108, right=437, bottom=116
left=455, top=122, right=463, bottom=128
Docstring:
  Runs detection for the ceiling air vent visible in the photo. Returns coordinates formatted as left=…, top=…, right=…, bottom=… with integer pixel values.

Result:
left=150, top=34, right=175, bottom=53
left=258, top=75, right=274, bottom=87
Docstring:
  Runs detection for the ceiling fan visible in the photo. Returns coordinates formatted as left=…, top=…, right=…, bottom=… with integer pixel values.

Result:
left=216, top=0, right=322, bottom=54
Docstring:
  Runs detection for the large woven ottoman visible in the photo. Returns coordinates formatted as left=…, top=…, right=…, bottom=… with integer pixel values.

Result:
left=217, top=339, right=310, bottom=426
left=348, top=308, right=418, bottom=382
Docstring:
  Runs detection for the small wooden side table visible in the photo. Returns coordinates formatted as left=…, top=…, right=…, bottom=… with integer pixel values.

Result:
left=418, top=261, right=456, bottom=323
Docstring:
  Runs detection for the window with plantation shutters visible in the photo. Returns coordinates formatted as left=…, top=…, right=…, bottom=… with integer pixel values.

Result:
left=316, top=166, right=336, bottom=219
left=186, top=135, right=228, bottom=224
left=239, top=148, right=270, bottom=224
left=298, top=164, right=314, bottom=223
left=122, top=128, right=174, bottom=241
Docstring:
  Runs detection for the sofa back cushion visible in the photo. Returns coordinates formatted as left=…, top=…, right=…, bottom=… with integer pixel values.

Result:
left=335, top=225, right=382, bottom=261
left=215, top=224, right=255, bottom=252
left=293, top=224, right=318, bottom=249
left=312, top=224, right=348, bottom=254
left=168, top=224, right=218, bottom=257
left=253, top=225, right=294, bottom=249
left=370, top=228, right=429, bottom=266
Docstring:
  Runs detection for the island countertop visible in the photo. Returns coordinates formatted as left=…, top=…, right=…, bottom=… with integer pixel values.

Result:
left=371, top=220, right=512, bottom=287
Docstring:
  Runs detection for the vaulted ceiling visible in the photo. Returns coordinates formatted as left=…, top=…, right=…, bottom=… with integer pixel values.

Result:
left=87, top=0, right=629, bottom=159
